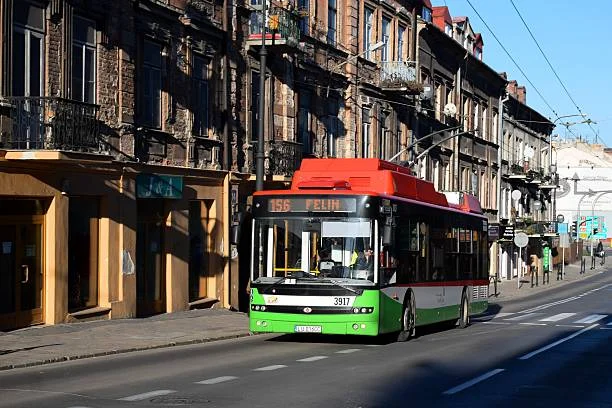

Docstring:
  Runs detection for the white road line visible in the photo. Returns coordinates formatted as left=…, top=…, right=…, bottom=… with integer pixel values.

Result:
left=520, top=297, right=580, bottom=313
left=574, top=314, right=607, bottom=324
left=519, top=324, right=599, bottom=360
left=253, top=365, right=287, bottom=371
left=519, top=322, right=547, bottom=326
left=555, top=324, right=585, bottom=328
left=505, top=313, right=541, bottom=321
left=473, top=312, right=515, bottom=321
left=442, top=369, right=505, bottom=395
left=195, top=376, right=238, bottom=385
left=482, top=321, right=511, bottom=325
left=118, top=390, right=176, bottom=401
left=607, top=322, right=612, bottom=326
left=297, top=356, right=328, bottom=362
left=539, top=313, right=576, bottom=322
left=601, top=328, right=612, bottom=330
left=336, top=349, right=361, bottom=354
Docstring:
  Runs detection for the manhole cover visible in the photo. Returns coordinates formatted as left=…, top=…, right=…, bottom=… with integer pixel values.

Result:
left=150, top=396, right=211, bottom=405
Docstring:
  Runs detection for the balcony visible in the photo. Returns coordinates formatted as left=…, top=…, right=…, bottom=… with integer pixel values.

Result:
left=248, top=140, right=303, bottom=177
left=515, top=219, right=557, bottom=236
left=379, top=61, right=419, bottom=92
left=246, top=6, right=302, bottom=49
left=0, top=97, right=105, bottom=154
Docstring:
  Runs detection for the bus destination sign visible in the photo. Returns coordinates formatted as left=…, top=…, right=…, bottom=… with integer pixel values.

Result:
left=268, top=198, right=357, bottom=213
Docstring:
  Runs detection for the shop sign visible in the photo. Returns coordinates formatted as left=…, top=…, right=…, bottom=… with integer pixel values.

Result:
left=488, top=224, right=500, bottom=241
left=136, top=174, right=183, bottom=199
left=501, top=225, right=515, bottom=240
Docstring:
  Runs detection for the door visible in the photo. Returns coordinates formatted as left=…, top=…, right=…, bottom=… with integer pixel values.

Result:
left=136, top=202, right=166, bottom=317
left=0, top=220, right=44, bottom=330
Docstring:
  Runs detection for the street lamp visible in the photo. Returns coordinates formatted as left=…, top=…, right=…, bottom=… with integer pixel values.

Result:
left=255, top=0, right=269, bottom=192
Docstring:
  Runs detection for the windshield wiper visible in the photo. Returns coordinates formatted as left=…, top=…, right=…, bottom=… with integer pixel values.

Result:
left=324, top=279, right=363, bottom=295
left=259, top=271, right=316, bottom=293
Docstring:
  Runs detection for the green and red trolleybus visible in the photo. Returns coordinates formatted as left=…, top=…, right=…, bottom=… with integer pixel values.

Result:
left=249, top=158, right=489, bottom=341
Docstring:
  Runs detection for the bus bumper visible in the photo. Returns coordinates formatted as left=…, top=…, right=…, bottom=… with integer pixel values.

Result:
left=250, top=314, right=379, bottom=336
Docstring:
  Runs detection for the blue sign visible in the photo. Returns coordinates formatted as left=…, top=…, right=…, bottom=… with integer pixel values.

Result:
left=557, top=223, right=568, bottom=234
left=136, top=174, right=183, bottom=199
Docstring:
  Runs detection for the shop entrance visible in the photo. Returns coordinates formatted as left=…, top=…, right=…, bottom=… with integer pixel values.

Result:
left=0, top=217, right=44, bottom=331
left=136, top=200, right=167, bottom=316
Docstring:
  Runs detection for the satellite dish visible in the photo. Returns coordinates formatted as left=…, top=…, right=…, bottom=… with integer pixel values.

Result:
left=443, top=103, right=457, bottom=116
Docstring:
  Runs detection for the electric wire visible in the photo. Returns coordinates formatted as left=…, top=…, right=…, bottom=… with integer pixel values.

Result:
left=508, top=0, right=599, bottom=141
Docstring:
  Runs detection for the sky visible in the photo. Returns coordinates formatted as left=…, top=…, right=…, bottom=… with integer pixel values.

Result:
left=442, top=0, right=612, bottom=147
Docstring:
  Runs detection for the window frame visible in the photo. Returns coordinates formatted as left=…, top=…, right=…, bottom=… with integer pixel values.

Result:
left=191, top=54, right=210, bottom=138
left=72, top=15, right=97, bottom=104
left=140, top=39, right=163, bottom=129
left=327, top=0, right=337, bottom=45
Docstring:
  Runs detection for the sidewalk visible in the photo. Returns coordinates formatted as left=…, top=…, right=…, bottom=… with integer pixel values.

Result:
left=0, top=255, right=608, bottom=371
left=489, top=254, right=608, bottom=301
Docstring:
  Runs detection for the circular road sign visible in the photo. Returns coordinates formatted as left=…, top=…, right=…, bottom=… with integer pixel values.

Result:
left=557, top=214, right=565, bottom=223
left=514, top=232, right=529, bottom=248
left=511, top=189, right=522, bottom=201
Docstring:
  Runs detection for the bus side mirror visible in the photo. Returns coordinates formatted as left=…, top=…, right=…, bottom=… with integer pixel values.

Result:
left=382, top=217, right=394, bottom=246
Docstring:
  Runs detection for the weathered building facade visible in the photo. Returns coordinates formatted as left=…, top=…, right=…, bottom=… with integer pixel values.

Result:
left=0, top=0, right=235, bottom=330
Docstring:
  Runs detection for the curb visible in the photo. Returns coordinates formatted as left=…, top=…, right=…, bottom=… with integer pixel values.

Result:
left=0, top=332, right=253, bottom=371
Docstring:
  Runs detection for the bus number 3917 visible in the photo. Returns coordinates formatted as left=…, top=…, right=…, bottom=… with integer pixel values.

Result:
left=334, top=297, right=350, bottom=306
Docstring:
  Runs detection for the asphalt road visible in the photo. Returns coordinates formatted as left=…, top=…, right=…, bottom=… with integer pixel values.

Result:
left=1, top=272, right=611, bottom=408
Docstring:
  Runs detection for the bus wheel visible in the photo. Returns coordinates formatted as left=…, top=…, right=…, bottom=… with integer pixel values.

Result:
left=459, top=291, right=470, bottom=329
left=397, top=292, right=416, bottom=342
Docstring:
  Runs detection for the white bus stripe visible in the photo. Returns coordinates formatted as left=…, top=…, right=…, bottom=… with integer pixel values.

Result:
left=118, top=390, right=176, bottom=401
left=519, top=324, right=599, bottom=360
left=443, top=369, right=505, bottom=395
left=574, top=314, right=607, bottom=324
left=195, top=376, right=238, bottom=385
left=336, top=349, right=361, bottom=354
left=297, top=356, right=328, bottom=362
left=253, top=365, right=287, bottom=371
left=539, top=313, right=576, bottom=322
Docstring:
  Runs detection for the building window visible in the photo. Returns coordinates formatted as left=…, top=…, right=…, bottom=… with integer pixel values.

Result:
left=327, top=0, right=337, bottom=45
left=72, top=16, right=96, bottom=103
left=381, top=16, right=391, bottom=62
left=434, top=82, right=443, bottom=120
left=379, top=110, right=388, bottom=159
left=482, top=107, right=488, bottom=141
left=443, top=162, right=451, bottom=191
left=397, top=25, right=405, bottom=61
left=422, top=6, right=432, bottom=22
left=445, top=23, right=452, bottom=36
left=493, top=110, right=499, bottom=143
left=362, top=107, right=371, bottom=158
left=433, top=160, right=440, bottom=191
left=250, top=70, right=260, bottom=143
left=12, top=2, right=44, bottom=97
left=68, top=197, right=99, bottom=312
left=192, top=55, right=209, bottom=137
left=395, top=119, right=402, bottom=159
left=141, top=40, right=162, bottom=128
left=298, top=0, right=309, bottom=35
left=326, top=100, right=339, bottom=157
left=364, top=7, right=373, bottom=59
left=298, top=91, right=312, bottom=154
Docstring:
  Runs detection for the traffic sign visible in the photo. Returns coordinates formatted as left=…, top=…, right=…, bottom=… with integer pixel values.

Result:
left=514, top=232, right=529, bottom=248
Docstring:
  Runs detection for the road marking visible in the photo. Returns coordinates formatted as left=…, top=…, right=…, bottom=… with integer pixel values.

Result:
left=608, top=322, right=612, bottom=326
left=505, top=313, right=541, bottom=321
left=253, top=365, right=287, bottom=371
left=336, top=348, right=361, bottom=354
left=555, top=324, right=585, bottom=328
left=518, top=324, right=599, bottom=360
left=539, top=313, right=576, bottom=322
left=520, top=297, right=580, bottom=313
left=574, top=314, right=607, bottom=324
left=118, top=390, right=176, bottom=401
left=601, top=328, right=612, bottom=330
left=519, top=322, right=547, bottom=326
left=195, top=376, right=238, bottom=385
left=442, top=369, right=505, bottom=395
left=473, top=312, right=515, bottom=321
left=482, top=321, right=511, bottom=325
left=297, top=356, right=328, bottom=362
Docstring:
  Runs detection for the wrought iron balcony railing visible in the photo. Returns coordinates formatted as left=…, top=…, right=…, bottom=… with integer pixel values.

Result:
left=247, top=6, right=302, bottom=48
left=0, top=96, right=105, bottom=153
left=248, top=139, right=303, bottom=177
left=379, top=61, right=418, bottom=91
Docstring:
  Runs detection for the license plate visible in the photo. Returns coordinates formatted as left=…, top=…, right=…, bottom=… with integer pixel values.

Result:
left=294, top=325, right=322, bottom=333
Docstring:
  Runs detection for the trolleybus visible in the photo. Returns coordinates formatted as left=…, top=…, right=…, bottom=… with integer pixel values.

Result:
left=249, top=158, right=489, bottom=340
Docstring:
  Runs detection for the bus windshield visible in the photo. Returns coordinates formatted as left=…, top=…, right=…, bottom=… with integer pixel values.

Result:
left=252, top=217, right=377, bottom=284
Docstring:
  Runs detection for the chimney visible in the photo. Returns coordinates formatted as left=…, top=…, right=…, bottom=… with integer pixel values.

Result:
left=517, top=86, right=526, bottom=103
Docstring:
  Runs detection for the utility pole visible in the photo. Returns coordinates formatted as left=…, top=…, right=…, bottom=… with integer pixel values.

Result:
left=255, top=0, right=268, bottom=192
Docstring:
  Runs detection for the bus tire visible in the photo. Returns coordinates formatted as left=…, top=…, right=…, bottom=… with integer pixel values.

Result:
left=397, top=292, right=416, bottom=342
left=459, top=290, right=470, bottom=329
